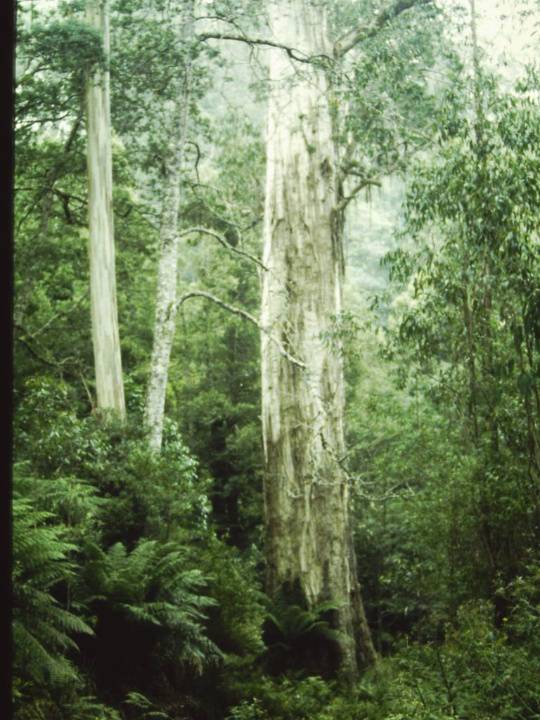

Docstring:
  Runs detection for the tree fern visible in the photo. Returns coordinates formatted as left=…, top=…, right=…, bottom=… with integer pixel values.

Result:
left=124, top=690, right=171, bottom=719
left=79, top=539, right=222, bottom=674
left=14, top=464, right=104, bottom=543
left=263, top=599, right=343, bottom=676
left=265, top=600, right=342, bottom=646
left=12, top=495, right=93, bottom=686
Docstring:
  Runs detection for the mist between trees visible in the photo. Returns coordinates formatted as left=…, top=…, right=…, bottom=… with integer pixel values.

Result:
left=13, top=0, right=540, bottom=718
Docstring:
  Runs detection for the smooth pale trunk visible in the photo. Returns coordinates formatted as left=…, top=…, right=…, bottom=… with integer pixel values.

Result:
left=261, top=0, right=376, bottom=675
left=144, top=5, right=193, bottom=452
left=85, top=0, right=126, bottom=419
left=143, top=96, right=189, bottom=452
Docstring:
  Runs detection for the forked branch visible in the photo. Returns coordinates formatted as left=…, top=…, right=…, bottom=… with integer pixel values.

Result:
left=176, top=290, right=305, bottom=369
left=337, top=178, right=382, bottom=212
left=334, top=0, right=433, bottom=58
left=198, top=32, right=331, bottom=65
left=179, top=226, right=267, bottom=270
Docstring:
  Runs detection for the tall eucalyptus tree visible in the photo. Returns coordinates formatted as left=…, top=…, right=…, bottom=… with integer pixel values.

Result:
left=105, top=0, right=203, bottom=450
left=259, top=0, right=436, bottom=676
left=85, top=0, right=126, bottom=419
left=143, top=0, right=195, bottom=452
left=261, top=0, right=370, bottom=678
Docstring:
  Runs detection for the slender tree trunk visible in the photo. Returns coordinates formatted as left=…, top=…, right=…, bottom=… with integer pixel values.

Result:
left=144, top=4, right=193, bottom=452
left=261, top=0, right=376, bottom=677
left=85, top=0, right=126, bottom=419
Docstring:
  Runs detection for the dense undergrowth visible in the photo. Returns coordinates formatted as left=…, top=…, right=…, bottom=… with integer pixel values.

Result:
left=12, top=374, right=540, bottom=719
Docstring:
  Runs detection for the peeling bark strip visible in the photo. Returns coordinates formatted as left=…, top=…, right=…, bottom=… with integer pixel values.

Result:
left=261, top=0, right=376, bottom=676
left=144, top=2, right=194, bottom=453
left=85, top=0, right=126, bottom=419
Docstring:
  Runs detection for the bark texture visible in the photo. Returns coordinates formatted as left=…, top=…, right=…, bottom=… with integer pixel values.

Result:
left=85, top=0, right=126, bottom=419
left=144, top=4, right=193, bottom=452
left=261, top=0, right=376, bottom=676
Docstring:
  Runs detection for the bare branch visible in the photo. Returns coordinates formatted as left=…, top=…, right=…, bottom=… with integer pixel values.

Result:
left=179, top=226, right=268, bottom=271
left=177, top=290, right=305, bottom=369
left=334, top=0, right=432, bottom=58
left=337, top=178, right=382, bottom=212
left=189, top=181, right=262, bottom=234
left=185, top=140, right=202, bottom=182
left=64, top=110, right=83, bottom=153
left=15, top=331, right=60, bottom=368
left=80, top=371, right=96, bottom=412
left=197, top=32, right=331, bottom=65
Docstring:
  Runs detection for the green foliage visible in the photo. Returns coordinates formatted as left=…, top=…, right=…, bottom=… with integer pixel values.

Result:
left=23, top=20, right=105, bottom=76
left=225, top=579, right=540, bottom=720
left=166, top=112, right=265, bottom=551
left=12, top=491, right=93, bottom=687
left=333, top=0, right=454, bottom=180
left=12, top=385, right=226, bottom=716
left=226, top=676, right=334, bottom=720
left=226, top=698, right=269, bottom=720
left=123, top=691, right=171, bottom=720
left=81, top=538, right=222, bottom=675
left=16, top=1, right=105, bottom=138
left=263, top=600, right=342, bottom=676
left=365, top=593, right=540, bottom=720
left=382, top=74, right=540, bottom=597
left=198, top=539, right=266, bottom=657
left=11, top=470, right=118, bottom=720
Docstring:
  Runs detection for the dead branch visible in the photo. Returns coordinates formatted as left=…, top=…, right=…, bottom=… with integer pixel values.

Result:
left=198, top=32, right=331, bottom=65
left=179, top=226, right=268, bottom=271
left=176, top=290, right=305, bottom=369
left=337, top=178, right=382, bottom=212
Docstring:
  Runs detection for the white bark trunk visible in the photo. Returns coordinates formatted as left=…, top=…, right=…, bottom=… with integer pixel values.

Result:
left=261, top=0, right=376, bottom=675
left=85, top=0, right=126, bottom=419
left=144, top=4, right=194, bottom=452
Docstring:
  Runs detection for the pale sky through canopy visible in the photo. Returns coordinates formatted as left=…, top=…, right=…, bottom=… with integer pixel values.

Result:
left=467, top=0, right=539, bottom=76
